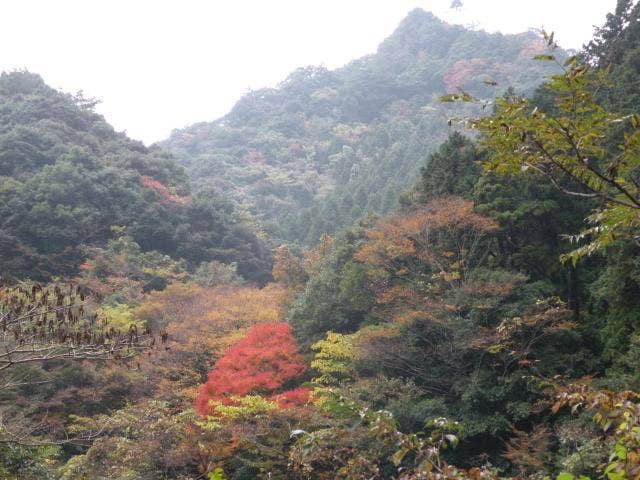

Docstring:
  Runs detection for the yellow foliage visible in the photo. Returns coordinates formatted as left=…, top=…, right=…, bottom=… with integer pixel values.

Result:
left=134, top=282, right=288, bottom=406
left=311, top=332, right=360, bottom=386
left=198, top=395, right=276, bottom=430
left=97, top=303, right=144, bottom=332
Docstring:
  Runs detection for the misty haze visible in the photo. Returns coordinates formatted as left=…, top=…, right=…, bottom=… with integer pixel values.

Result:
left=1, top=1, right=639, bottom=479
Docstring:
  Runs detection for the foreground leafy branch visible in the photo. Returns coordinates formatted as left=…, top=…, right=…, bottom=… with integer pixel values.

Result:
left=446, top=31, right=640, bottom=262
left=290, top=394, right=497, bottom=480
left=0, top=283, right=157, bottom=372
left=553, top=382, right=640, bottom=480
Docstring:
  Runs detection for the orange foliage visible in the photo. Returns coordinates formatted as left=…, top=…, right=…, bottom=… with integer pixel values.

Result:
left=356, top=197, right=498, bottom=283
left=303, top=234, right=335, bottom=274
left=354, top=197, right=499, bottom=324
left=134, top=283, right=288, bottom=405
left=140, top=175, right=191, bottom=206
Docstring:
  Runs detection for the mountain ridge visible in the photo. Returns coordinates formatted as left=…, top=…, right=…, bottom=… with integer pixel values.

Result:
left=161, top=8, right=563, bottom=247
left=0, top=70, right=272, bottom=283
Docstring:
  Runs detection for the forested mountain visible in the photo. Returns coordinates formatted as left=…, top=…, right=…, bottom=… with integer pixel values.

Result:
left=0, top=71, right=272, bottom=283
left=3, top=2, right=640, bottom=479
left=163, top=9, right=564, bottom=246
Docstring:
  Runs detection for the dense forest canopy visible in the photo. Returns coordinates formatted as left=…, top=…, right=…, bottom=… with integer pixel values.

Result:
left=0, top=71, right=272, bottom=283
left=2, top=3, right=640, bottom=480
left=163, top=9, right=564, bottom=246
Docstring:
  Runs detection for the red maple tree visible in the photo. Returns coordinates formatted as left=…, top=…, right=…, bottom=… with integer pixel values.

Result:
left=196, top=322, right=308, bottom=416
left=139, top=175, right=191, bottom=206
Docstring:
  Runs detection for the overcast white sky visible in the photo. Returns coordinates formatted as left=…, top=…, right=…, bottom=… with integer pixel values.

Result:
left=1, top=0, right=616, bottom=144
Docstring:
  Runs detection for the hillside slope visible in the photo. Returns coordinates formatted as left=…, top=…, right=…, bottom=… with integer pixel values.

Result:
left=163, top=9, right=563, bottom=245
left=0, top=71, right=271, bottom=282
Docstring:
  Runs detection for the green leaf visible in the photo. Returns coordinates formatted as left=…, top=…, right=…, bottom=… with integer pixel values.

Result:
left=614, top=442, right=627, bottom=461
left=606, top=470, right=625, bottom=480
left=391, top=446, right=410, bottom=466
left=604, top=462, right=617, bottom=474
left=209, top=468, right=227, bottom=480
left=534, top=54, right=556, bottom=61
left=557, top=472, right=575, bottom=480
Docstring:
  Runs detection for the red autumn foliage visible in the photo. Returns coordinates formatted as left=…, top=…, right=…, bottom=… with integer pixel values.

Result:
left=196, top=322, right=307, bottom=416
left=140, top=175, right=191, bottom=206
left=270, top=387, right=312, bottom=409
left=442, top=58, right=485, bottom=93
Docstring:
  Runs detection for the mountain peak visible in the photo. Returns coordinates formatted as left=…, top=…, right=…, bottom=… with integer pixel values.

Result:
left=378, top=8, right=460, bottom=58
left=0, top=70, right=47, bottom=95
left=401, top=8, right=442, bottom=26
left=164, top=7, right=562, bottom=244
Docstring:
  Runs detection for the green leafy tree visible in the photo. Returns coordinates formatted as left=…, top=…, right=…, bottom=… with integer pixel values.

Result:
left=0, top=71, right=271, bottom=283
left=287, top=229, right=373, bottom=346
left=457, top=36, right=640, bottom=262
left=404, top=131, right=482, bottom=204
